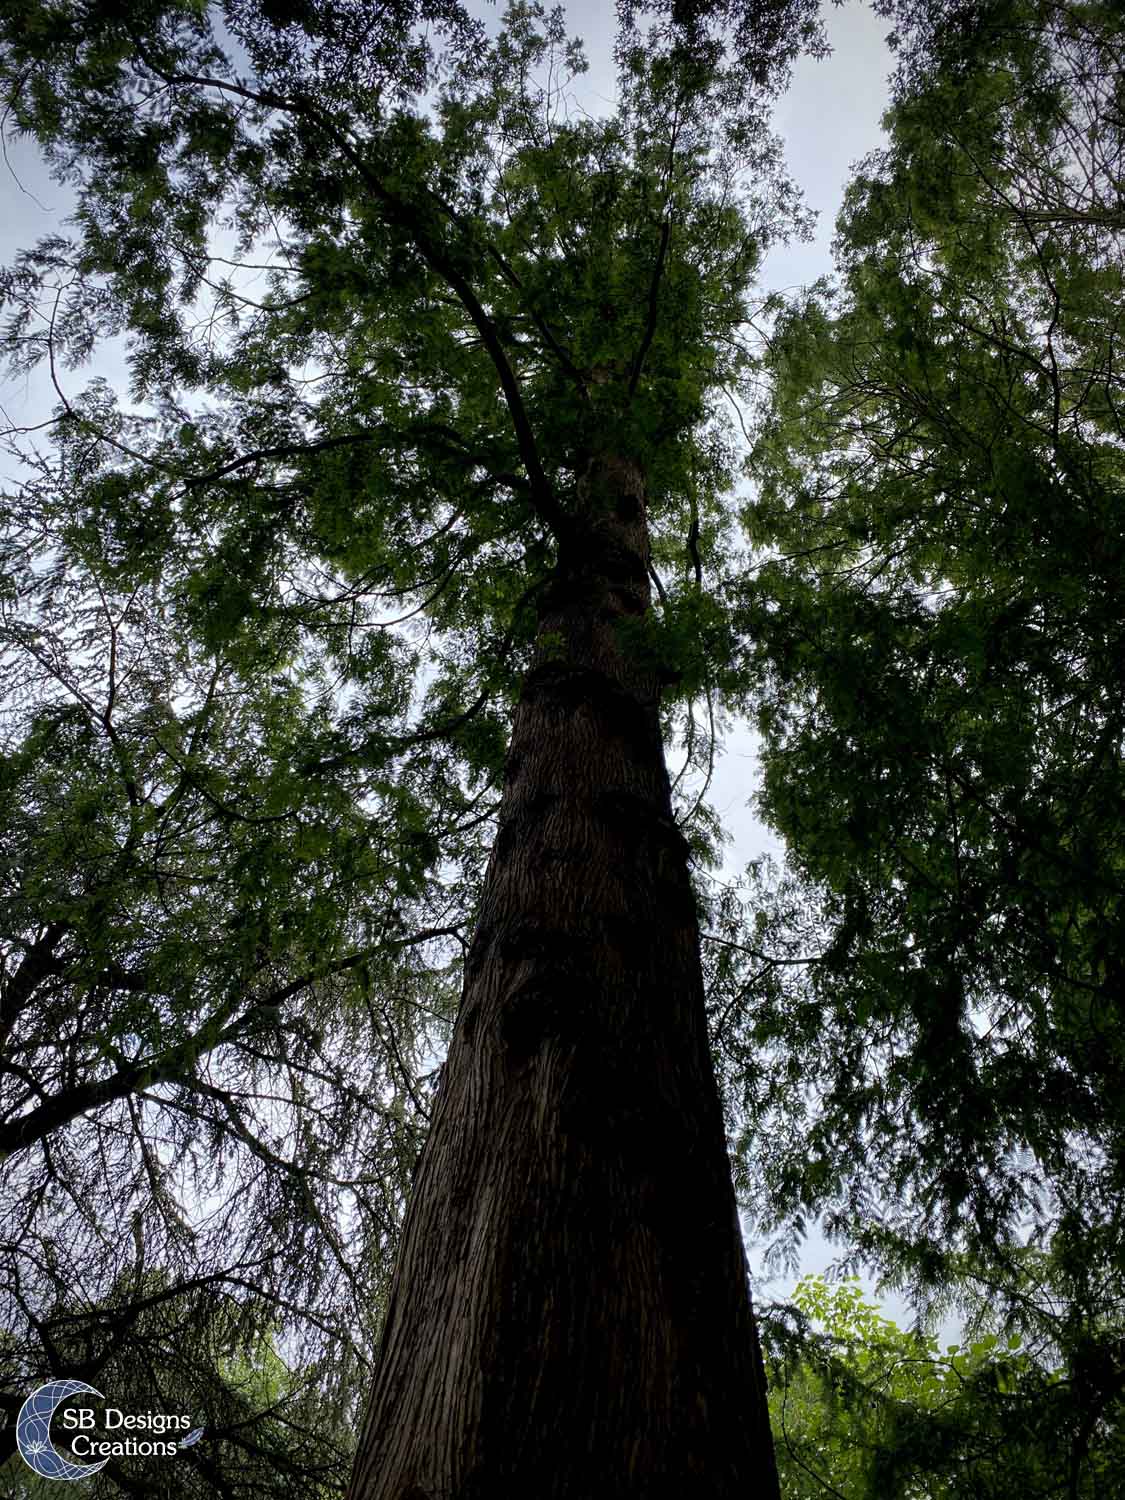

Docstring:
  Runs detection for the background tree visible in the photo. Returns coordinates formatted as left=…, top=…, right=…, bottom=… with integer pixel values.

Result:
left=729, top=0, right=1125, bottom=1486
left=765, top=1269, right=1124, bottom=1499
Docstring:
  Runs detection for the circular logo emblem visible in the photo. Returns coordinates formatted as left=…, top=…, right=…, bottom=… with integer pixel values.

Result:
left=16, top=1380, right=110, bottom=1481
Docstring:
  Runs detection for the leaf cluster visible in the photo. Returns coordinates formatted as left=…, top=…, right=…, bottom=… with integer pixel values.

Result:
left=764, top=1268, right=1125, bottom=1499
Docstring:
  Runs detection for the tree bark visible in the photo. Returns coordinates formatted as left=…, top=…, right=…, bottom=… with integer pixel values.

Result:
left=348, top=455, right=779, bottom=1500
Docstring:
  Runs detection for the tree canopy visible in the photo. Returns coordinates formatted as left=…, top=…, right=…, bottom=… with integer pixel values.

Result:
left=733, top=0, right=1125, bottom=1489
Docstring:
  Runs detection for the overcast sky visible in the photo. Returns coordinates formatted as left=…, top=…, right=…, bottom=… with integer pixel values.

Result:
left=0, top=0, right=945, bottom=1331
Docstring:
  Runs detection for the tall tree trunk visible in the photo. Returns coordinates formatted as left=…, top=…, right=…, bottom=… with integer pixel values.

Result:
left=348, top=455, right=779, bottom=1500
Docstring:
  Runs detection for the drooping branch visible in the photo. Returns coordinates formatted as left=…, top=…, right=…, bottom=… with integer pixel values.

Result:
left=627, top=218, right=671, bottom=398
left=0, top=930, right=459, bottom=1160
left=126, top=49, right=571, bottom=544
left=181, top=423, right=532, bottom=495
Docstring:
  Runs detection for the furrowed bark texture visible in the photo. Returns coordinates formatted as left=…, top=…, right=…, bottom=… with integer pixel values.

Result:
left=348, top=456, right=779, bottom=1500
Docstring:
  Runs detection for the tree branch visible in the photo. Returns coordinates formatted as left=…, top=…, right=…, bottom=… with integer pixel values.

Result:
left=628, top=219, right=671, bottom=399
left=130, top=54, right=569, bottom=543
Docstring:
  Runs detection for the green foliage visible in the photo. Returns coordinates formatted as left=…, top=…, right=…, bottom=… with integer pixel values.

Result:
left=617, top=585, right=736, bottom=701
left=766, top=1270, right=1125, bottom=1499
left=3, top=1277, right=353, bottom=1498
left=737, top=0, right=1124, bottom=1263
left=719, top=0, right=1125, bottom=1486
left=4, top=2, right=1119, bottom=1495
left=0, top=440, right=469, bottom=1486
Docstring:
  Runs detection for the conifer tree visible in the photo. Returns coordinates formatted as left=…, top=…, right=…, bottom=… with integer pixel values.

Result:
left=0, top=2, right=820, bottom=1493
